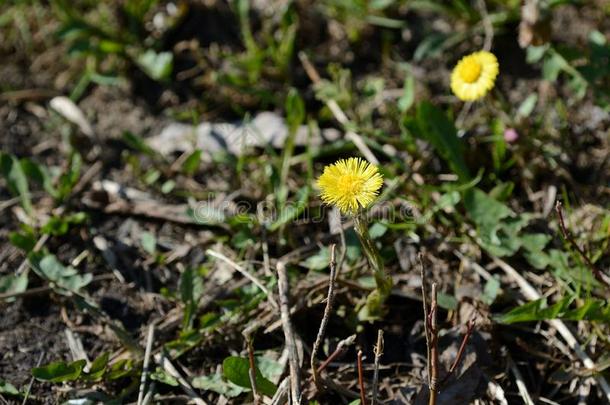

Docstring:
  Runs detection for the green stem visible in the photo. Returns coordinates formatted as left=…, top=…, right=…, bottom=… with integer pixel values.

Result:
left=353, top=214, right=393, bottom=318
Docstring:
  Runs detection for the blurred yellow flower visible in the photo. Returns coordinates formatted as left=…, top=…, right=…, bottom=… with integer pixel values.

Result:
left=451, top=51, right=499, bottom=101
left=317, top=157, right=383, bottom=214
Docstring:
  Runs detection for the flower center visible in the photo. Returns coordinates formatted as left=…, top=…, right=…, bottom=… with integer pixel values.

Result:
left=337, top=174, right=364, bottom=199
left=460, top=59, right=482, bottom=83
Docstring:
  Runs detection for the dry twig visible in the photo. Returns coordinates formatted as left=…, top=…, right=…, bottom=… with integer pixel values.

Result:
left=555, top=201, right=609, bottom=287
left=371, top=329, right=384, bottom=405
left=357, top=350, right=366, bottom=405
left=311, top=244, right=338, bottom=390
left=441, top=318, right=476, bottom=385
left=247, top=338, right=260, bottom=405
left=277, top=261, right=302, bottom=404
left=428, top=283, right=439, bottom=405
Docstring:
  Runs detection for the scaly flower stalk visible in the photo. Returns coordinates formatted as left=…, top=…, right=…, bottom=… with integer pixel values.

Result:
left=317, top=157, right=392, bottom=319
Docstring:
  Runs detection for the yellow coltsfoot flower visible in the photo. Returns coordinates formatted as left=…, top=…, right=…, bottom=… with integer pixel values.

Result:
left=317, top=157, right=383, bottom=215
left=451, top=51, right=499, bottom=101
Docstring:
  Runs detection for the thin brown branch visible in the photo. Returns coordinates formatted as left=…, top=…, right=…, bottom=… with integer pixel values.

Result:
left=555, top=201, right=609, bottom=287
left=316, top=334, right=357, bottom=374
left=276, top=261, right=302, bottom=404
left=418, top=253, right=431, bottom=386
left=311, top=244, right=337, bottom=390
left=371, top=329, right=384, bottom=405
left=357, top=350, right=366, bottom=405
left=441, top=318, right=476, bottom=385
left=428, top=283, right=439, bottom=405
left=247, top=338, right=260, bottom=405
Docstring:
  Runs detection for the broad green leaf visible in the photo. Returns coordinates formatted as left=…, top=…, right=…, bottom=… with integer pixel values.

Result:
left=481, top=277, right=500, bottom=305
left=464, top=188, right=513, bottom=231
left=300, top=247, right=331, bottom=271
left=222, top=356, right=277, bottom=397
left=140, top=232, right=156, bottom=255
left=437, top=292, right=458, bottom=310
left=136, top=50, right=173, bottom=81
left=28, top=253, right=92, bottom=293
left=8, top=229, right=36, bottom=252
left=82, top=353, right=109, bottom=381
left=150, top=367, right=179, bottom=386
left=0, top=153, right=32, bottom=213
left=415, top=102, right=470, bottom=181
left=32, top=359, right=86, bottom=382
left=0, top=272, right=28, bottom=299
left=0, top=379, right=19, bottom=395
left=192, top=373, right=245, bottom=398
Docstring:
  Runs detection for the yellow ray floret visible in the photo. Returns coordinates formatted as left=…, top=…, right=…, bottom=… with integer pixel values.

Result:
left=317, top=157, right=383, bottom=214
left=451, top=51, right=499, bottom=101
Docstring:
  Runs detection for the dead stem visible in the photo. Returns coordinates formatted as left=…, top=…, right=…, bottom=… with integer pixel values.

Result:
left=357, top=350, right=367, bottom=405
left=441, top=318, right=476, bottom=385
left=247, top=338, right=260, bottom=405
left=371, top=329, right=384, bottom=405
left=277, top=261, right=302, bottom=404
left=311, top=244, right=337, bottom=390
left=428, top=283, right=439, bottom=405
left=555, top=201, right=609, bottom=287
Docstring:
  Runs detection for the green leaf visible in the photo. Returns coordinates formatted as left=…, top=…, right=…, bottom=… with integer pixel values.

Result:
left=41, top=212, right=87, bottom=236
left=150, top=367, right=179, bottom=386
left=437, top=292, right=458, bottom=310
left=180, top=267, right=204, bottom=329
left=122, top=131, right=156, bottom=156
left=285, top=88, right=305, bottom=133
left=464, top=188, right=513, bottom=231
left=300, top=247, right=331, bottom=271
left=28, top=252, right=92, bottom=293
left=222, top=356, right=277, bottom=397
left=481, top=277, right=500, bottom=305
left=32, top=359, right=86, bottom=382
left=398, top=73, right=415, bottom=113
left=0, top=379, right=20, bottom=396
left=182, top=150, right=202, bottom=175
left=9, top=229, right=36, bottom=252
left=57, top=152, right=82, bottom=201
left=20, top=158, right=58, bottom=198
left=0, top=272, right=28, bottom=299
left=140, top=232, right=156, bottom=255
left=192, top=373, right=245, bottom=398
left=136, top=50, right=173, bottom=81
left=415, top=102, right=470, bottom=181
left=0, top=153, right=32, bottom=213
left=106, top=359, right=136, bottom=380
left=82, top=352, right=109, bottom=381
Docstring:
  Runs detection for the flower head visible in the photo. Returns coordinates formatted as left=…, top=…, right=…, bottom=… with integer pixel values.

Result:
left=451, top=51, right=499, bottom=101
left=317, top=157, right=383, bottom=215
